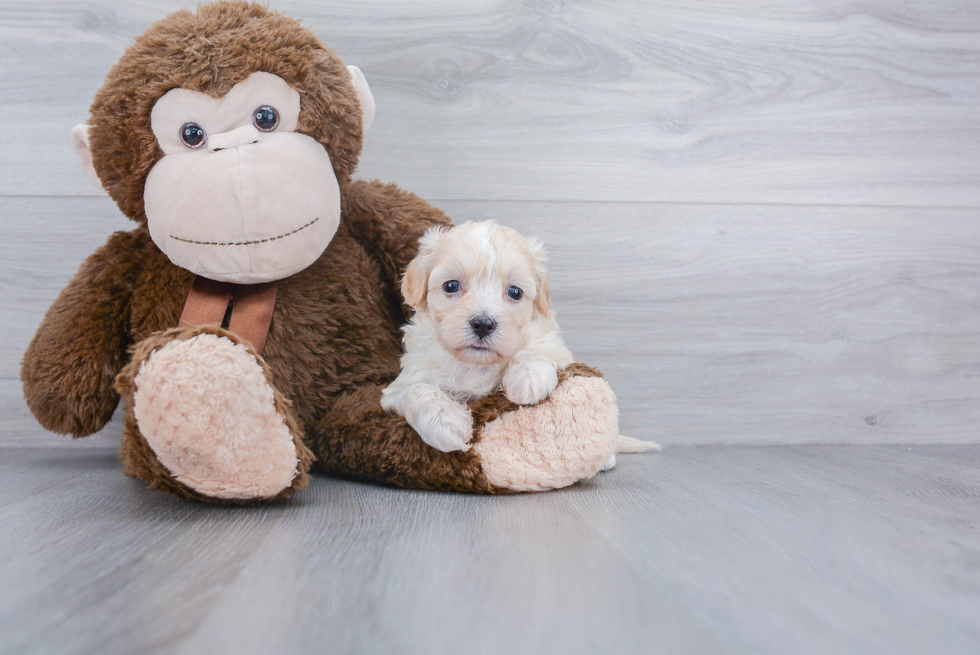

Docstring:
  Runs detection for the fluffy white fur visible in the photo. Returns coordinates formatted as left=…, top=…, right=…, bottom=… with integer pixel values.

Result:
left=382, top=221, right=573, bottom=453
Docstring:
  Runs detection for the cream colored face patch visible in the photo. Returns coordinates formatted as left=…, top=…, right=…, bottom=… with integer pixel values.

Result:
left=143, top=72, right=341, bottom=284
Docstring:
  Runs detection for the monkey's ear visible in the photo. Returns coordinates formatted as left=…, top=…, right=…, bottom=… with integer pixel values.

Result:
left=71, top=124, right=105, bottom=191
left=347, top=65, right=376, bottom=135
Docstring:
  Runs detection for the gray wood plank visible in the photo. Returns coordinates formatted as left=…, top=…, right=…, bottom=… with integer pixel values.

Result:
left=568, top=444, right=980, bottom=655
left=0, top=447, right=118, bottom=508
left=1, top=445, right=978, bottom=655
left=0, top=449, right=292, bottom=655
left=0, top=447, right=721, bottom=655
left=176, top=473, right=719, bottom=655
left=3, top=196, right=980, bottom=447
left=1, top=0, right=978, bottom=205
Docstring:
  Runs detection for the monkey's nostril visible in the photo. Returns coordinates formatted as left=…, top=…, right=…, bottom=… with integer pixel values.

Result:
left=469, top=316, right=496, bottom=339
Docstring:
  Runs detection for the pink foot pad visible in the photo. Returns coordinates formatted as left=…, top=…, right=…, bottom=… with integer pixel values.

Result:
left=474, top=375, right=619, bottom=492
left=132, top=333, right=300, bottom=500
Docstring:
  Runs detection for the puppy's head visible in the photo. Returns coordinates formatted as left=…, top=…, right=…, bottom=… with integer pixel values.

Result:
left=402, top=220, right=551, bottom=365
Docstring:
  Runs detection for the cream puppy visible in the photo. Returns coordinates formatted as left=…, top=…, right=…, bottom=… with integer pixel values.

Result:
left=381, top=220, right=573, bottom=453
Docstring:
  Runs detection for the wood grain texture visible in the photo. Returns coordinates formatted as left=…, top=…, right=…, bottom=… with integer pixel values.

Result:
left=0, top=0, right=978, bottom=205
left=4, top=196, right=978, bottom=447
left=1, top=445, right=978, bottom=655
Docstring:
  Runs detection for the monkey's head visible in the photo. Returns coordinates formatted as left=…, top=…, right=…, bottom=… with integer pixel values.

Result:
left=72, top=1, right=376, bottom=284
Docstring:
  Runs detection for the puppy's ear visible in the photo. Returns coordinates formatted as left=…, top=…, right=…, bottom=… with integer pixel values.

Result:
left=401, top=257, right=429, bottom=309
left=528, top=236, right=552, bottom=316
left=402, top=226, right=447, bottom=309
left=534, top=273, right=551, bottom=316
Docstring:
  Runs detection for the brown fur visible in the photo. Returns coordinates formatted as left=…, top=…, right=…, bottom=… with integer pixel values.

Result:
left=21, top=2, right=608, bottom=501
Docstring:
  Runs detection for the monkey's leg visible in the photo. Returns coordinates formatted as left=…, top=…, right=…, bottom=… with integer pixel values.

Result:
left=115, top=326, right=313, bottom=503
left=470, top=364, right=620, bottom=492
left=311, top=364, right=618, bottom=493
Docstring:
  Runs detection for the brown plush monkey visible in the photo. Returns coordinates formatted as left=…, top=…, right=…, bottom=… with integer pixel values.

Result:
left=21, top=1, right=620, bottom=503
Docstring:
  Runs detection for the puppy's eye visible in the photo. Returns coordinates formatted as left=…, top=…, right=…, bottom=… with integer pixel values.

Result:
left=179, top=122, right=207, bottom=148
left=252, top=105, right=280, bottom=132
left=443, top=280, right=461, bottom=294
left=507, top=286, right=524, bottom=301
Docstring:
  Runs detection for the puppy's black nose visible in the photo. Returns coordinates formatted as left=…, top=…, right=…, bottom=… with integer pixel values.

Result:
left=469, top=316, right=496, bottom=339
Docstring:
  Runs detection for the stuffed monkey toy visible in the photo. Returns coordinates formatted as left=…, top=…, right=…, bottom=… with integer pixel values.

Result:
left=21, top=1, right=621, bottom=503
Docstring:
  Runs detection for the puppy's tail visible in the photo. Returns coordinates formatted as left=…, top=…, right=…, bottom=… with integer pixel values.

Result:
left=616, top=435, right=661, bottom=453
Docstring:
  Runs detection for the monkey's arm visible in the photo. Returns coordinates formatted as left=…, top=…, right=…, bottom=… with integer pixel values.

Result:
left=21, top=230, right=145, bottom=436
left=343, top=179, right=452, bottom=288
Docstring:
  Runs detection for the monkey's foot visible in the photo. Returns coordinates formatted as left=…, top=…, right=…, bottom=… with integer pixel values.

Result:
left=471, top=365, right=619, bottom=492
left=116, top=326, right=312, bottom=503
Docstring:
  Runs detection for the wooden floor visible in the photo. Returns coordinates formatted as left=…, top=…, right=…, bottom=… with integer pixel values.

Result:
left=0, top=445, right=978, bottom=655
left=2, top=1, right=979, bottom=653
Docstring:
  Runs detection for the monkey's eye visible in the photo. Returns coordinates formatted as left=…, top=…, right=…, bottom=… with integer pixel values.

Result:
left=252, top=105, right=280, bottom=132
left=443, top=280, right=461, bottom=294
left=179, top=123, right=207, bottom=149
left=507, top=286, right=524, bottom=301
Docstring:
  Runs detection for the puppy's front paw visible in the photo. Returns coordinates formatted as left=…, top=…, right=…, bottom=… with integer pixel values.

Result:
left=503, top=359, right=559, bottom=406
left=413, top=396, right=474, bottom=453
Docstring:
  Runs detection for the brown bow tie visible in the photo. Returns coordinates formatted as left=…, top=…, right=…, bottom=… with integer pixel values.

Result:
left=178, top=277, right=277, bottom=354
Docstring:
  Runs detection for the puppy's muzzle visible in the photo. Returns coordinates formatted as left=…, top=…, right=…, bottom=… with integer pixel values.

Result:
left=469, top=315, right=496, bottom=340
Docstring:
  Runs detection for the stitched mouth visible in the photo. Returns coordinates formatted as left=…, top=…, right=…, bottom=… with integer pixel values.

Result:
left=170, top=217, right=319, bottom=246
